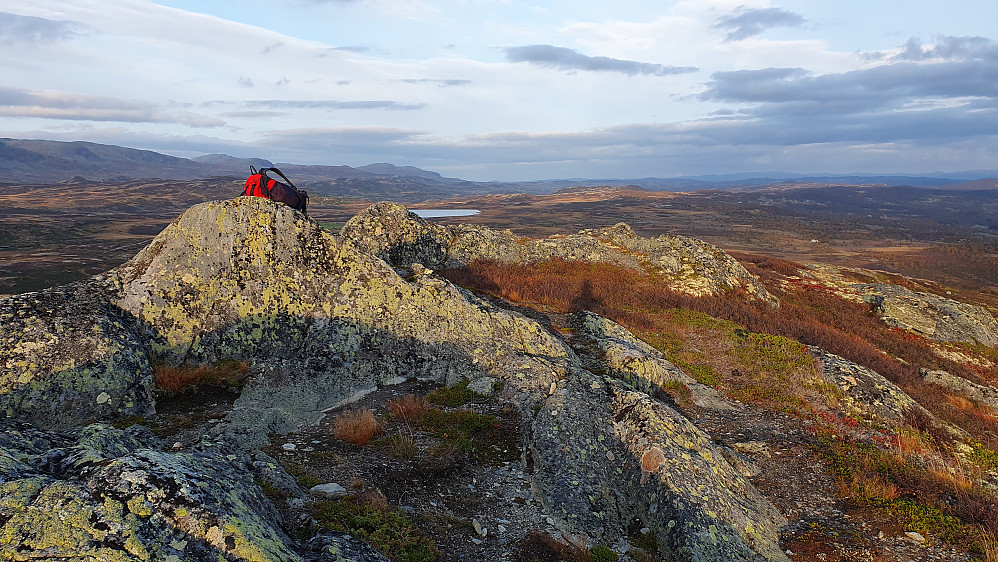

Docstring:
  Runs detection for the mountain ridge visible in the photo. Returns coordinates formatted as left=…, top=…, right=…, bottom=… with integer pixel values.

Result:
left=4, top=138, right=997, bottom=195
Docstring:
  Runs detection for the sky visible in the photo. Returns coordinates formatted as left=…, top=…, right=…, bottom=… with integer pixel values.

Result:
left=1, top=1, right=997, bottom=181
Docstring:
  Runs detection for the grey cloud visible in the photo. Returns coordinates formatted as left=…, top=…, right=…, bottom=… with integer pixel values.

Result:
left=0, top=12, right=85, bottom=45
left=892, top=35, right=998, bottom=61
left=402, top=79, right=472, bottom=87
left=275, top=76, right=290, bottom=86
left=503, top=45, right=698, bottom=76
left=244, top=99, right=425, bottom=110
left=0, top=86, right=224, bottom=127
left=238, top=76, right=255, bottom=88
left=713, top=7, right=805, bottom=41
left=702, top=49, right=998, bottom=111
left=334, top=45, right=368, bottom=53
left=220, top=110, right=288, bottom=119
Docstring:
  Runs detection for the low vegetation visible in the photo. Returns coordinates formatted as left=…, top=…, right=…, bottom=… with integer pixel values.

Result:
left=332, top=408, right=382, bottom=445
left=309, top=490, right=440, bottom=562
left=153, top=357, right=249, bottom=393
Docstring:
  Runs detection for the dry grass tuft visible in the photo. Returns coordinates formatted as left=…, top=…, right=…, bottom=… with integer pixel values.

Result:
left=388, top=394, right=430, bottom=420
left=332, top=409, right=381, bottom=445
left=153, top=358, right=249, bottom=393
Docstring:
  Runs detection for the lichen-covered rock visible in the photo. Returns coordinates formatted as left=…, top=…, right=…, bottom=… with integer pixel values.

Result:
left=568, top=311, right=735, bottom=411
left=814, top=349, right=922, bottom=426
left=339, top=201, right=453, bottom=269
left=111, top=197, right=569, bottom=446
left=0, top=423, right=300, bottom=561
left=0, top=278, right=154, bottom=428
left=530, top=368, right=788, bottom=561
left=921, top=368, right=998, bottom=411
left=299, top=532, right=391, bottom=561
left=856, top=283, right=998, bottom=346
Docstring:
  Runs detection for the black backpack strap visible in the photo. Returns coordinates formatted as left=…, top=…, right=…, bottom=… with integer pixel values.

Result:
left=249, top=165, right=258, bottom=175
left=260, top=167, right=299, bottom=190
left=258, top=168, right=274, bottom=199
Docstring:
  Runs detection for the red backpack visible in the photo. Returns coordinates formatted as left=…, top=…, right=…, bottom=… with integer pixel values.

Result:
left=242, top=166, right=309, bottom=213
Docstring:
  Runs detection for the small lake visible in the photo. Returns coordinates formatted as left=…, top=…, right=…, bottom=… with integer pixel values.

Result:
left=412, top=209, right=481, bottom=218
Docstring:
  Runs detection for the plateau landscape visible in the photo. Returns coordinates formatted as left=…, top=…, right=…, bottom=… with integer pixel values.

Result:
left=3, top=1, right=998, bottom=561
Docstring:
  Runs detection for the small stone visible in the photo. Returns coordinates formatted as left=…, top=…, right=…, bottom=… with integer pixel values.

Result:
left=172, top=442, right=182, bottom=449
left=401, top=505, right=415, bottom=514
left=639, top=527, right=650, bottom=535
left=549, top=381, right=557, bottom=395
left=498, top=524, right=507, bottom=533
left=905, top=531, right=926, bottom=544
left=546, top=517, right=555, bottom=525
left=606, top=451, right=615, bottom=461
left=310, top=483, right=348, bottom=498
left=471, top=538, right=484, bottom=545
left=225, top=455, right=237, bottom=461
left=877, top=530, right=884, bottom=539
left=282, top=443, right=296, bottom=451
left=473, top=518, right=486, bottom=537
left=96, top=391, right=110, bottom=404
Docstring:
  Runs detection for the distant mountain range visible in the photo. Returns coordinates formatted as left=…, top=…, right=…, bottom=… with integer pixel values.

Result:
left=2, top=138, right=996, bottom=201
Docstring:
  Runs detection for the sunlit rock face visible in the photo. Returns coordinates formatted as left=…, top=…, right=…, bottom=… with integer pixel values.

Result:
left=856, top=283, right=998, bottom=347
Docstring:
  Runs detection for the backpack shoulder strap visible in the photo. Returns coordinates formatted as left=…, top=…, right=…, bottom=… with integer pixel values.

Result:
left=260, top=167, right=299, bottom=190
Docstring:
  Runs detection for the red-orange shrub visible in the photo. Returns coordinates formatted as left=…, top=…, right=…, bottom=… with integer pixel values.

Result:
left=332, top=409, right=381, bottom=445
left=387, top=394, right=430, bottom=420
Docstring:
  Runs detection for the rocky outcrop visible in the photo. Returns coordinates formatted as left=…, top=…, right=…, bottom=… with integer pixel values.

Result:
left=814, top=349, right=922, bottom=426
left=568, top=310, right=735, bottom=411
left=856, top=283, right=998, bottom=346
left=337, top=201, right=774, bottom=302
left=111, top=197, right=566, bottom=446
left=0, top=422, right=301, bottom=561
left=339, top=201, right=452, bottom=269
left=0, top=279, right=154, bottom=428
left=921, top=368, right=998, bottom=411
left=530, top=356, right=787, bottom=560
left=1, top=198, right=789, bottom=560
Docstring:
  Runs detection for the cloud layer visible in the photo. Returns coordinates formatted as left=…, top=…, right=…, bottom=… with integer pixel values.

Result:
left=504, top=45, right=698, bottom=76
left=0, top=1, right=995, bottom=181
left=713, top=7, right=806, bottom=41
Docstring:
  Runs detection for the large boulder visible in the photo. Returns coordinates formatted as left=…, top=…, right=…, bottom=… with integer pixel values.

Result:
left=110, top=197, right=568, bottom=445
left=814, top=349, right=923, bottom=427
left=339, top=201, right=453, bottom=269
left=0, top=279, right=154, bottom=428
left=531, top=352, right=787, bottom=560
left=856, top=283, right=998, bottom=347
left=335, top=204, right=774, bottom=303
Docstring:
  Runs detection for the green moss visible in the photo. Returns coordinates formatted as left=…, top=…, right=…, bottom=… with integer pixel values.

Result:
left=590, top=545, right=619, bottom=562
left=968, top=442, right=998, bottom=471
left=729, top=384, right=804, bottom=410
left=732, top=332, right=811, bottom=378
left=417, top=407, right=518, bottom=463
left=425, top=380, right=478, bottom=407
left=309, top=497, right=440, bottom=561
left=629, top=528, right=659, bottom=553
left=681, top=363, right=721, bottom=387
